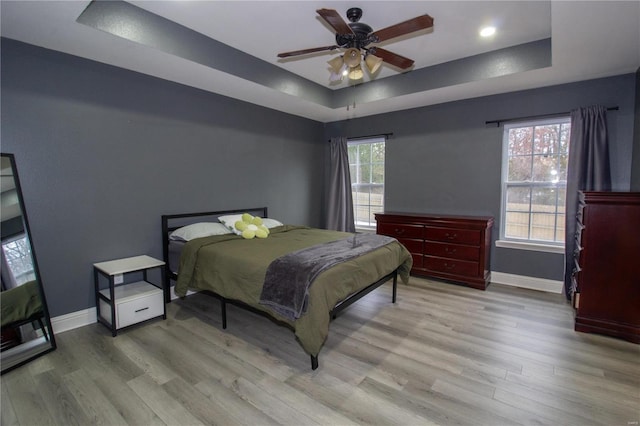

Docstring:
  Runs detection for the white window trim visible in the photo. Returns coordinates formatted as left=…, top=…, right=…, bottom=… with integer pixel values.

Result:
left=348, top=136, right=386, bottom=230
left=495, top=239, right=565, bottom=254
left=499, top=116, right=570, bottom=249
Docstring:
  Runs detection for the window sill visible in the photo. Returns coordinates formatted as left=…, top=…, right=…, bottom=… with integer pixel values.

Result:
left=355, top=227, right=375, bottom=234
left=495, top=239, right=564, bottom=254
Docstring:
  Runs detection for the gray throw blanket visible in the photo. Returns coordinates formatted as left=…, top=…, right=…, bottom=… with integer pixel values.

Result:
left=260, top=233, right=396, bottom=320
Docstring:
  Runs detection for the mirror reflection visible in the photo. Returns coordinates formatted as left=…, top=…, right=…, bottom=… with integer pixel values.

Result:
left=1, top=153, right=56, bottom=374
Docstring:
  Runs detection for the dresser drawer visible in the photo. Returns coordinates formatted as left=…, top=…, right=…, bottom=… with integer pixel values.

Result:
left=394, top=239, right=423, bottom=269
left=425, top=241, right=480, bottom=261
left=424, top=227, right=481, bottom=245
left=424, top=256, right=479, bottom=277
left=398, top=238, right=423, bottom=254
left=378, top=223, right=423, bottom=239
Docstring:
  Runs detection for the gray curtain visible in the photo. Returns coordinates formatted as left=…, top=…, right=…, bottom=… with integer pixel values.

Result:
left=564, top=105, right=612, bottom=300
left=326, top=137, right=355, bottom=232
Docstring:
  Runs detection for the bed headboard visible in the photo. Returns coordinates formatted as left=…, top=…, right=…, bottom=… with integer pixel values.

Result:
left=161, top=207, right=268, bottom=293
left=162, top=206, right=268, bottom=235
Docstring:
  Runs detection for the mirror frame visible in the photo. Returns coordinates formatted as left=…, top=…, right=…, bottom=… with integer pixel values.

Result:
left=1, top=153, right=56, bottom=374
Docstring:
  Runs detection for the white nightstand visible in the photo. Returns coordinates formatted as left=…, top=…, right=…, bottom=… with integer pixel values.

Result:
left=94, top=255, right=166, bottom=336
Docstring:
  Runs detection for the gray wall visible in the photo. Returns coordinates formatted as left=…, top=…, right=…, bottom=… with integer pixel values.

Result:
left=2, top=36, right=637, bottom=318
left=325, top=74, right=637, bottom=281
left=1, top=39, right=325, bottom=317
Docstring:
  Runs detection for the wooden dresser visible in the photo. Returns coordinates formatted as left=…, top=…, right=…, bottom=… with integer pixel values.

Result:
left=574, top=191, right=640, bottom=343
left=375, top=212, right=493, bottom=290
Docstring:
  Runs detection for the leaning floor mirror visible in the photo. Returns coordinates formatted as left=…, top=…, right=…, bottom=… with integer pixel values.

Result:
left=1, top=153, right=56, bottom=374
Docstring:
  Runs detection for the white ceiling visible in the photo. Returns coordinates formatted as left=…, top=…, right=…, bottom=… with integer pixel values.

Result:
left=1, top=1, right=639, bottom=123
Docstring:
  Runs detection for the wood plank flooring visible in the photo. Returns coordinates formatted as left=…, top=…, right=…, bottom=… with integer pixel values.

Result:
left=2, top=277, right=639, bottom=425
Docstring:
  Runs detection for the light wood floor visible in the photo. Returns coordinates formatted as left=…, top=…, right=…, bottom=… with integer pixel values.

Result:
left=2, top=277, right=639, bottom=425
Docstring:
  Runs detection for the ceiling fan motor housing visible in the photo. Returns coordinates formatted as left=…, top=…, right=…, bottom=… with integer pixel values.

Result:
left=336, top=22, right=376, bottom=48
left=335, top=7, right=378, bottom=49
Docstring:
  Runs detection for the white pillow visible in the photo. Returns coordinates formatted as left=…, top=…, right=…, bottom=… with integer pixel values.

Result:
left=169, top=222, right=232, bottom=241
left=218, top=214, right=245, bottom=235
left=262, top=218, right=284, bottom=228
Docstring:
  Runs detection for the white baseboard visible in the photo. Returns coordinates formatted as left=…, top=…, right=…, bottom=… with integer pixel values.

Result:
left=50, top=287, right=197, bottom=335
left=491, top=271, right=563, bottom=294
left=50, top=275, right=561, bottom=335
left=51, top=307, right=97, bottom=334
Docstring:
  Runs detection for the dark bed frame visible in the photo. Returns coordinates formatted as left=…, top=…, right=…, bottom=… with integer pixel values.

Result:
left=161, top=207, right=398, bottom=370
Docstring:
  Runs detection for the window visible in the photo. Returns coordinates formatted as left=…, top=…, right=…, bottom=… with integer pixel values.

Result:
left=1, top=234, right=35, bottom=286
left=500, top=118, right=571, bottom=247
left=348, top=136, right=386, bottom=229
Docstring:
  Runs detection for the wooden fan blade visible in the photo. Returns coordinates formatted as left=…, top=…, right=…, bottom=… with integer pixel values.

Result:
left=373, top=47, right=414, bottom=69
left=278, top=45, right=339, bottom=58
left=371, top=14, right=434, bottom=42
left=317, top=8, right=354, bottom=35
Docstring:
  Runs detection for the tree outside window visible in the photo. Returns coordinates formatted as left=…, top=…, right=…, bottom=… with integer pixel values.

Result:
left=502, top=118, right=571, bottom=244
left=2, top=234, right=35, bottom=286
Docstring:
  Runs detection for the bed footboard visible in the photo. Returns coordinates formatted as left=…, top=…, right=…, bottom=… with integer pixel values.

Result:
left=210, top=269, right=398, bottom=370
left=330, top=270, right=397, bottom=320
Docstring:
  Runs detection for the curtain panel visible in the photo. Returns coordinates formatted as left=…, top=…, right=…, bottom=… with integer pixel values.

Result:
left=564, top=105, right=612, bottom=300
left=326, top=137, right=355, bottom=232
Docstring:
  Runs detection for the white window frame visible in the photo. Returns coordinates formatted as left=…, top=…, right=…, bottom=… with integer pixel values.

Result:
left=348, top=136, right=386, bottom=230
left=1, top=232, right=36, bottom=286
left=497, top=117, right=571, bottom=254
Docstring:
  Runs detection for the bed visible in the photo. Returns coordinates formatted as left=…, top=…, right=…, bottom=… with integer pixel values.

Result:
left=161, top=207, right=412, bottom=369
left=1, top=280, right=49, bottom=351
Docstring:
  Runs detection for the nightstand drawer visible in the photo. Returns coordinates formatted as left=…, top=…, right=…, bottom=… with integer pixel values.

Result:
left=98, top=281, right=164, bottom=330
left=117, top=290, right=164, bottom=328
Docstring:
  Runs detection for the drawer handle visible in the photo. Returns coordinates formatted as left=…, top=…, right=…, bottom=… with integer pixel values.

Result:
left=444, top=247, right=457, bottom=254
left=135, top=307, right=149, bottom=313
left=394, top=228, right=405, bottom=235
left=445, top=233, right=457, bottom=240
left=443, top=262, right=456, bottom=270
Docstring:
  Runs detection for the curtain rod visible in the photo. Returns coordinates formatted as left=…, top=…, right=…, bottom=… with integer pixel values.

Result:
left=485, top=106, right=619, bottom=127
left=329, top=132, right=393, bottom=142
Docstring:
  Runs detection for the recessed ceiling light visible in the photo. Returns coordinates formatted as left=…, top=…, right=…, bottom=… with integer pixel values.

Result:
left=480, top=26, right=496, bottom=37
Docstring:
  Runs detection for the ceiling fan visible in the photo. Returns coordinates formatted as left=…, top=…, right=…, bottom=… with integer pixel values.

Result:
left=277, top=7, right=434, bottom=82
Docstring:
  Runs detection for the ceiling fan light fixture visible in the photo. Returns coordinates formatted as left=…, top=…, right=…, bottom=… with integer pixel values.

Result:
left=329, top=71, right=344, bottom=82
left=348, top=64, right=364, bottom=80
left=365, top=54, right=383, bottom=74
left=329, top=62, right=348, bottom=81
left=327, top=56, right=344, bottom=73
left=343, top=48, right=361, bottom=68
